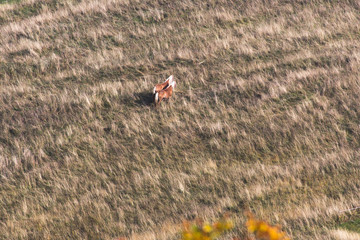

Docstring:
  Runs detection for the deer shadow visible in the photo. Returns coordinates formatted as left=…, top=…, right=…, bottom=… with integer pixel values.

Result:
left=134, top=91, right=154, bottom=106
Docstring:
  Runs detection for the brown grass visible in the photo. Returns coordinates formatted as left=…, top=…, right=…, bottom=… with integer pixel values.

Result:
left=1, top=0, right=360, bottom=239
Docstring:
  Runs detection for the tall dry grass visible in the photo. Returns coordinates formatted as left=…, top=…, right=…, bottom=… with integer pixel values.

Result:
left=1, top=0, right=360, bottom=239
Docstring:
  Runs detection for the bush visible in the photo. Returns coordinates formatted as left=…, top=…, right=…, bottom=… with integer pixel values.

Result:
left=181, top=212, right=290, bottom=240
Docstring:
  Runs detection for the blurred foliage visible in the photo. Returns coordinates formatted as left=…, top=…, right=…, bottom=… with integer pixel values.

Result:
left=182, top=214, right=233, bottom=240
left=246, top=212, right=290, bottom=240
left=181, top=212, right=290, bottom=240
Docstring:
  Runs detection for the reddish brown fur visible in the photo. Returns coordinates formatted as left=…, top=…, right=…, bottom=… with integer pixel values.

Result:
left=153, top=76, right=173, bottom=94
left=154, top=81, right=169, bottom=93
left=155, top=85, right=174, bottom=106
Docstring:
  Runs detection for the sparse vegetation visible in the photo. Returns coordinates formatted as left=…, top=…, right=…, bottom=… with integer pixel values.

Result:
left=1, top=0, right=360, bottom=239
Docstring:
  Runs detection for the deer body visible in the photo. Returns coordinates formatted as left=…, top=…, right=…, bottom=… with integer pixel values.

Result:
left=154, top=81, right=176, bottom=106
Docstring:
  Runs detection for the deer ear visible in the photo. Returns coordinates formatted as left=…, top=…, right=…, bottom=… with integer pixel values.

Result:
left=168, top=75, right=173, bottom=82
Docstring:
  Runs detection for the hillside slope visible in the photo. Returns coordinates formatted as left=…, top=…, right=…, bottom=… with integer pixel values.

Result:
left=1, top=0, right=360, bottom=239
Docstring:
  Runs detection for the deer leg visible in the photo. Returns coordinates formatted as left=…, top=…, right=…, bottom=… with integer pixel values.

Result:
left=156, top=96, right=163, bottom=107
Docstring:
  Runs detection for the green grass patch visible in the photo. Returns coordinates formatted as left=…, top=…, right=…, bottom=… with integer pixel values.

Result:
left=339, top=216, right=360, bottom=233
left=0, top=0, right=20, bottom=4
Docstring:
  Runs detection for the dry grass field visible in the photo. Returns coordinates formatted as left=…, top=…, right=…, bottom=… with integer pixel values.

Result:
left=1, top=0, right=360, bottom=239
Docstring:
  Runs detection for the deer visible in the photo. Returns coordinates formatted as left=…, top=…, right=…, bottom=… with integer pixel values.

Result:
left=154, top=80, right=176, bottom=106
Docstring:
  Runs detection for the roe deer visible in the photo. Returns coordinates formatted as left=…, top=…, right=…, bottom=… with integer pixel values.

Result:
left=154, top=80, right=176, bottom=106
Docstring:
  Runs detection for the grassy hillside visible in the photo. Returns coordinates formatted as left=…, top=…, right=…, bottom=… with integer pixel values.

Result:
left=1, top=0, right=360, bottom=239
